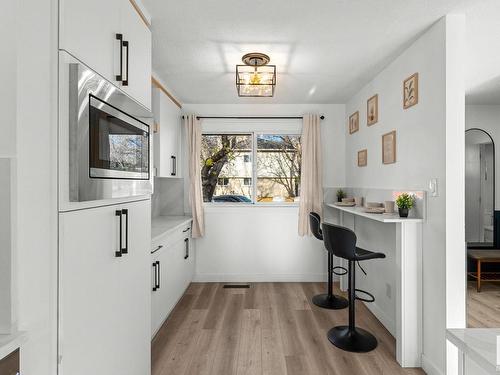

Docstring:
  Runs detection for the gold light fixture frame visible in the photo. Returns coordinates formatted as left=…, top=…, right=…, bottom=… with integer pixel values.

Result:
left=236, top=52, right=276, bottom=97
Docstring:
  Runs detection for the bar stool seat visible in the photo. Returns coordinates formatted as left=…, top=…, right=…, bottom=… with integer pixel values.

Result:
left=309, top=212, right=348, bottom=310
left=322, top=223, right=386, bottom=353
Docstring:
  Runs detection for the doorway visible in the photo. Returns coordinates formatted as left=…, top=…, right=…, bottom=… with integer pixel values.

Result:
left=465, top=128, right=495, bottom=248
left=465, top=128, right=500, bottom=327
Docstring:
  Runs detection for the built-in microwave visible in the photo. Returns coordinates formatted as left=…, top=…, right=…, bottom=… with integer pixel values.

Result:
left=60, top=51, right=153, bottom=203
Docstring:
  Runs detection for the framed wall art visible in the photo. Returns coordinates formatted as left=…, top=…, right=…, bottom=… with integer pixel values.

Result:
left=349, top=111, right=359, bottom=134
left=382, top=130, right=396, bottom=164
left=367, top=94, right=378, bottom=125
left=358, top=149, right=367, bottom=167
left=403, top=73, right=419, bottom=109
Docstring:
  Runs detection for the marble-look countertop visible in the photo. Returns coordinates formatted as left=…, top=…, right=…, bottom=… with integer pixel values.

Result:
left=151, top=215, right=192, bottom=242
left=326, top=203, right=423, bottom=223
left=447, top=328, right=500, bottom=374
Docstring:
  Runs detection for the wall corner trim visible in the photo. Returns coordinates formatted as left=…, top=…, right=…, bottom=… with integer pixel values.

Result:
left=151, top=76, right=182, bottom=109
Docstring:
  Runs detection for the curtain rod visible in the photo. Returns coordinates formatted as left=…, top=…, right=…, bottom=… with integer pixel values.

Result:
left=181, top=115, right=325, bottom=120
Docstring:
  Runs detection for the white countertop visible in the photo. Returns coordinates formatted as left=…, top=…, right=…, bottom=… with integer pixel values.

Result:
left=326, top=203, right=423, bottom=223
left=0, top=330, right=26, bottom=360
left=447, top=328, right=500, bottom=374
left=151, top=215, right=192, bottom=242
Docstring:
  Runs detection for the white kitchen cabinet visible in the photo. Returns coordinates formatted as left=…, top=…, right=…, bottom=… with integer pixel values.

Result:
left=151, top=224, right=193, bottom=337
left=59, top=199, right=151, bottom=375
left=59, top=0, right=119, bottom=87
left=119, top=1, right=152, bottom=109
left=59, top=0, right=151, bottom=109
left=152, top=87, right=182, bottom=178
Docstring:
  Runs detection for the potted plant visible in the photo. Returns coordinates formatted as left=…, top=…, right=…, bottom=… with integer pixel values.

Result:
left=395, top=193, right=414, bottom=218
left=336, top=189, right=346, bottom=202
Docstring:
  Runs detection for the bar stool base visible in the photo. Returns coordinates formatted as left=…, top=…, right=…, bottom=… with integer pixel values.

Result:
left=327, top=326, right=378, bottom=353
left=312, top=294, right=348, bottom=310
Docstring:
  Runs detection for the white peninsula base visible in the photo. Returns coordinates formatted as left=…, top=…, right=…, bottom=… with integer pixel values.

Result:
left=326, top=204, right=423, bottom=368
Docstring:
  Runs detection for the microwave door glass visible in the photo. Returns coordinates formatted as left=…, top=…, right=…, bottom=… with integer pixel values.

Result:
left=89, top=103, right=149, bottom=179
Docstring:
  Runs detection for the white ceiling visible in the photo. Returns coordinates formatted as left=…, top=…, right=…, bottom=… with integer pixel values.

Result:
left=143, top=0, right=500, bottom=104
left=465, top=0, right=500, bottom=105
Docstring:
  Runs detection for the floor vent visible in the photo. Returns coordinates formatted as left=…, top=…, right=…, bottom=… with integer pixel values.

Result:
left=223, top=284, right=250, bottom=289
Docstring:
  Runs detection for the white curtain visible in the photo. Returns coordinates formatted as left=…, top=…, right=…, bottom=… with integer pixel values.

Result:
left=298, top=114, right=323, bottom=236
left=185, top=114, right=205, bottom=238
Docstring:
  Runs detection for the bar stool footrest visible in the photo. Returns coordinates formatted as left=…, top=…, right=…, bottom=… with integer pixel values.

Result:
left=332, top=266, right=348, bottom=276
left=354, top=289, right=375, bottom=303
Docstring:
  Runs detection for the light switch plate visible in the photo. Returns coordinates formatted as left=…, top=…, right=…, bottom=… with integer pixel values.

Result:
left=429, top=178, right=438, bottom=197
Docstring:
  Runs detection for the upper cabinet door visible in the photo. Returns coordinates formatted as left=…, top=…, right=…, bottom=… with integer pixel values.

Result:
left=59, top=0, right=121, bottom=84
left=119, top=1, right=152, bottom=110
left=152, top=88, right=182, bottom=178
left=59, top=0, right=152, bottom=110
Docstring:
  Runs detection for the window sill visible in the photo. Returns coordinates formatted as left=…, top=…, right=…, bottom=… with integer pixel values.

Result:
left=203, top=202, right=299, bottom=210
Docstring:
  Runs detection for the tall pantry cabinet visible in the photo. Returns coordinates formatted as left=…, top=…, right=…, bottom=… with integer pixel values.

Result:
left=57, top=1, right=153, bottom=374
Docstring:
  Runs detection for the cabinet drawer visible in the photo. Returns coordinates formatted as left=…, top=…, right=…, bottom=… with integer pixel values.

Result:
left=151, top=223, right=191, bottom=253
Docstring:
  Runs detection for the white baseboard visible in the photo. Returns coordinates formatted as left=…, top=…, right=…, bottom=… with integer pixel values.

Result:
left=422, top=354, right=444, bottom=375
left=193, top=273, right=327, bottom=283
left=363, top=301, right=396, bottom=337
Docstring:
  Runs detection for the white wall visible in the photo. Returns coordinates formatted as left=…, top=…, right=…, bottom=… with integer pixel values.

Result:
left=181, top=104, right=345, bottom=281
left=344, top=16, right=465, bottom=375
left=0, top=1, right=17, bottom=335
left=15, top=0, right=58, bottom=373
left=466, top=105, right=500, bottom=208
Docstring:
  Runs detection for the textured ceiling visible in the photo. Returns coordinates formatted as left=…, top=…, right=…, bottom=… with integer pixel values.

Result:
left=143, top=0, right=498, bottom=104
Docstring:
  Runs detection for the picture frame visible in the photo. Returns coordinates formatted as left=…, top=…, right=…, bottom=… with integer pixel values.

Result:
left=382, top=130, right=396, bottom=164
left=358, top=149, right=367, bottom=167
left=349, top=111, right=359, bottom=134
left=403, top=73, right=419, bottom=109
left=367, top=94, right=378, bottom=125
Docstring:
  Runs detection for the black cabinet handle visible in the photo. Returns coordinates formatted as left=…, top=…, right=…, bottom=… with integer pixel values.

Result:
left=151, top=245, right=163, bottom=254
left=156, top=261, right=160, bottom=289
left=152, top=262, right=157, bottom=291
left=121, top=209, right=128, bottom=254
left=182, top=227, right=190, bottom=233
left=115, top=210, right=122, bottom=257
left=122, top=40, right=129, bottom=86
left=115, top=34, right=123, bottom=82
left=171, top=155, right=176, bottom=176
left=184, top=238, right=189, bottom=259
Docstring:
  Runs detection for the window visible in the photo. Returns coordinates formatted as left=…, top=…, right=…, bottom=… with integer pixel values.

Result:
left=217, top=178, right=229, bottom=186
left=200, top=133, right=301, bottom=204
left=257, top=135, right=301, bottom=203
left=201, top=134, right=253, bottom=203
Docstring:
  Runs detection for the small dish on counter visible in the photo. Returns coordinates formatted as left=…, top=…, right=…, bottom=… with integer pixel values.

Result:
left=335, top=202, right=356, bottom=207
left=364, top=207, right=385, bottom=214
left=366, top=202, right=383, bottom=208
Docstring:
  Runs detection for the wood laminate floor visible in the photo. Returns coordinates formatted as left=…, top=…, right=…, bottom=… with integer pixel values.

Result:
left=467, top=281, right=500, bottom=328
left=152, top=282, right=425, bottom=375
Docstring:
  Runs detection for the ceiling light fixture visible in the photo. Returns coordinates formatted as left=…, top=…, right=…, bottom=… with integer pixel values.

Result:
left=236, top=52, right=276, bottom=97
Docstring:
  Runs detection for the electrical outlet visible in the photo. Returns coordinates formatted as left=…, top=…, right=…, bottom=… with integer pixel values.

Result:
left=386, top=283, right=392, bottom=299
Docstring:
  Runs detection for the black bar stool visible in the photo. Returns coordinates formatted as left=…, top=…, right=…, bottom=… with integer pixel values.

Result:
left=321, top=222, right=386, bottom=353
left=309, top=213, right=348, bottom=310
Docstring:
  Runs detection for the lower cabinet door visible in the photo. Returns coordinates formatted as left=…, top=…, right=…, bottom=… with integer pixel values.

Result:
left=59, top=200, right=150, bottom=375
left=151, top=236, right=191, bottom=337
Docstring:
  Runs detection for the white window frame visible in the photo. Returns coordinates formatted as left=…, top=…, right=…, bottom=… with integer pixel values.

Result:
left=201, top=130, right=301, bottom=206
